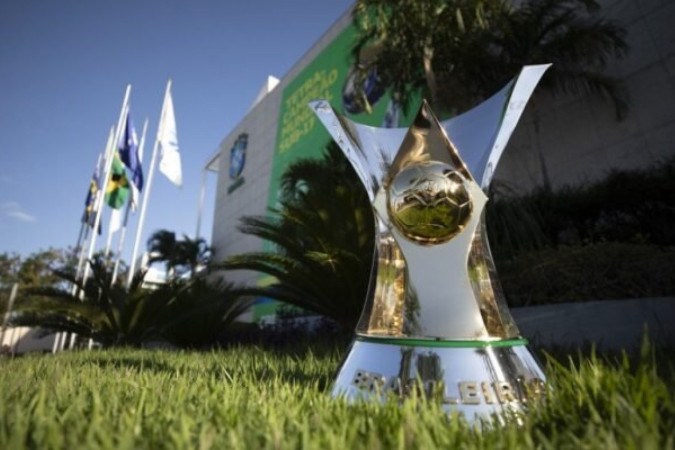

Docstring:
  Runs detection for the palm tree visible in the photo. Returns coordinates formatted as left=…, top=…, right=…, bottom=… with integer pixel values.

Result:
left=220, top=143, right=374, bottom=330
left=460, top=0, right=630, bottom=189
left=176, top=235, right=213, bottom=279
left=352, top=0, right=628, bottom=117
left=11, top=257, right=160, bottom=346
left=146, top=231, right=212, bottom=280
left=351, top=0, right=503, bottom=114
left=11, top=256, right=251, bottom=347
left=461, top=0, right=629, bottom=117
left=158, top=277, right=252, bottom=348
left=146, top=230, right=179, bottom=275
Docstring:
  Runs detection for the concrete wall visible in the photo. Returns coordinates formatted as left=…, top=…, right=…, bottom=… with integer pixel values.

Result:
left=495, top=0, right=675, bottom=192
left=513, top=297, right=675, bottom=351
left=210, top=11, right=352, bottom=286
left=1, top=327, right=56, bottom=354
left=211, top=88, right=282, bottom=285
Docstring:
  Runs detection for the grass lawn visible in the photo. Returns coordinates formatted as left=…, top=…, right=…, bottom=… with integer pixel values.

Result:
left=0, top=342, right=673, bottom=449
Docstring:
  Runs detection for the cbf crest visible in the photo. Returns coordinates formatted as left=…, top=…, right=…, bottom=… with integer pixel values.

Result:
left=228, top=133, right=248, bottom=194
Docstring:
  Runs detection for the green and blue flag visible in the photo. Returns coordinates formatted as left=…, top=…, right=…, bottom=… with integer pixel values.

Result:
left=105, top=151, right=130, bottom=209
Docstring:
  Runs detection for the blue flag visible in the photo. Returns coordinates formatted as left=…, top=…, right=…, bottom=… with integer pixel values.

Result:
left=118, top=111, right=143, bottom=207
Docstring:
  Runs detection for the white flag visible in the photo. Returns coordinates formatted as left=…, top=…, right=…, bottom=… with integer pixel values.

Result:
left=109, top=208, right=123, bottom=235
left=158, top=91, right=182, bottom=187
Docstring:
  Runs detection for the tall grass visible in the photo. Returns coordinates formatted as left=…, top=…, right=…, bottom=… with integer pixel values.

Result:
left=0, top=344, right=673, bottom=449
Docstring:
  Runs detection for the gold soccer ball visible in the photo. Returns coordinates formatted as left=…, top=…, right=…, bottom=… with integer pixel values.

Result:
left=387, top=161, right=473, bottom=244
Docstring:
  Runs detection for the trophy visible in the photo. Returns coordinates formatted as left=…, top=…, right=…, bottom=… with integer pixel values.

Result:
left=310, top=65, right=551, bottom=422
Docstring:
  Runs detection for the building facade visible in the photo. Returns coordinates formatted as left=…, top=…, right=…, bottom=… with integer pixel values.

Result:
left=496, top=0, right=675, bottom=191
left=206, top=0, right=675, bottom=306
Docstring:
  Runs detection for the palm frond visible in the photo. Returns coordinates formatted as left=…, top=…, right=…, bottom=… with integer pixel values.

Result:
left=222, top=142, right=374, bottom=329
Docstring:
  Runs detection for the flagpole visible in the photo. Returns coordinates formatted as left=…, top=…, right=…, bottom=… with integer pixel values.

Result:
left=127, top=80, right=172, bottom=288
left=73, top=127, right=114, bottom=315
left=76, top=86, right=130, bottom=351
left=1, top=283, right=19, bottom=352
left=104, top=103, right=131, bottom=260
left=109, top=206, right=130, bottom=282
left=104, top=213, right=116, bottom=257
left=51, top=332, right=63, bottom=353
left=60, top=195, right=94, bottom=352
left=112, top=118, right=149, bottom=285
left=82, top=85, right=131, bottom=290
left=55, top=147, right=107, bottom=352
left=74, top=222, right=87, bottom=261
left=63, top=136, right=112, bottom=352
left=64, top=130, right=115, bottom=352
left=74, top=151, right=106, bottom=284
left=55, top=207, right=89, bottom=352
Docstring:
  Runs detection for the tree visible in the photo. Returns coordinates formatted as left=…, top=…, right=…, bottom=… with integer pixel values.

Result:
left=0, top=253, right=21, bottom=323
left=176, top=235, right=213, bottom=279
left=0, top=252, right=21, bottom=288
left=12, top=257, right=158, bottom=346
left=352, top=0, right=628, bottom=117
left=12, top=256, right=251, bottom=348
left=468, top=0, right=629, bottom=189
left=158, top=277, right=252, bottom=348
left=0, top=248, right=74, bottom=317
left=146, top=231, right=212, bottom=280
left=465, top=0, right=629, bottom=117
left=146, top=230, right=179, bottom=274
left=16, top=248, right=71, bottom=289
left=220, top=143, right=374, bottom=330
left=352, top=0, right=503, bottom=114
left=0, top=253, right=21, bottom=314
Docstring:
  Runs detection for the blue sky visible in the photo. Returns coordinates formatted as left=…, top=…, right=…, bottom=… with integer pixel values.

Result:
left=0, top=0, right=353, bottom=261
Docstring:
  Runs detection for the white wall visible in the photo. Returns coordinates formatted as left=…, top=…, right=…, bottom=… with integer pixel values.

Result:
left=209, top=11, right=353, bottom=286
left=495, top=0, right=675, bottom=192
left=1, top=327, right=56, bottom=354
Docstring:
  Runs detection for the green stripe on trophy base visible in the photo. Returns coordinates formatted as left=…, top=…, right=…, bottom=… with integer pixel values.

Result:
left=355, top=335, right=528, bottom=348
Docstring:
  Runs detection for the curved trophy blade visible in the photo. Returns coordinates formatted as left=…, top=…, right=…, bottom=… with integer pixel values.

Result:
left=441, top=64, right=551, bottom=188
left=312, top=65, right=550, bottom=194
left=309, top=100, right=408, bottom=201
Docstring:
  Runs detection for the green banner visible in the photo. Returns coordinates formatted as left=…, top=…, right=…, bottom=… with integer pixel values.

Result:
left=254, top=24, right=419, bottom=321
left=267, top=24, right=418, bottom=211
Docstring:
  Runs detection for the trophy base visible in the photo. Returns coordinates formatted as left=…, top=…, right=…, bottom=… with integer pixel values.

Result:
left=333, top=336, right=546, bottom=422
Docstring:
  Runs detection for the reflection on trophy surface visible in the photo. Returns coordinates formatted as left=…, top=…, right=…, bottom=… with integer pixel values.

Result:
left=311, top=65, right=552, bottom=423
